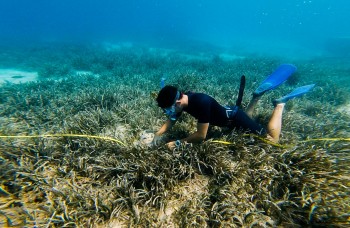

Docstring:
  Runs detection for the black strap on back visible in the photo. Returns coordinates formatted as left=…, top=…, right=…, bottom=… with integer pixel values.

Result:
left=236, top=75, right=246, bottom=107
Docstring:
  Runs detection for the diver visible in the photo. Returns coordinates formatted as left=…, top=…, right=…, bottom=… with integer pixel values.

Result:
left=152, top=64, right=315, bottom=150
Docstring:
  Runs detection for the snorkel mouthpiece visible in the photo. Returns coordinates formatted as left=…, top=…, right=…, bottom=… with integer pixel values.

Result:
left=164, top=106, right=177, bottom=121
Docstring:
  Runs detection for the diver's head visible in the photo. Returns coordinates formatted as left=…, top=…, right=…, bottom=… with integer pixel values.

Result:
left=156, top=85, right=183, bottom=120
left=156, top=85, right=178, bottom=108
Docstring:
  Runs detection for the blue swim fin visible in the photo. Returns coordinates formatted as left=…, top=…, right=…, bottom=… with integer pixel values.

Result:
left=254, top=64, right=297, bottom=97
left=273, top=84, right=315, bottom=106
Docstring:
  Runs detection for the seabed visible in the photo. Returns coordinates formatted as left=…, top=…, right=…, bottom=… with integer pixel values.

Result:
left=0, top=69, right=38, bottom=85
left=0, top=42, right=349, bottom=227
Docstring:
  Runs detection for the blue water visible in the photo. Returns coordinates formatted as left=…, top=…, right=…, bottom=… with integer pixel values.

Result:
left=1, top=0, right=350, bottom=58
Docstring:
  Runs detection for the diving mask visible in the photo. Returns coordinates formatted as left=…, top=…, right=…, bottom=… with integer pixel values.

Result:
left=163, top=91, right=180, bottom=121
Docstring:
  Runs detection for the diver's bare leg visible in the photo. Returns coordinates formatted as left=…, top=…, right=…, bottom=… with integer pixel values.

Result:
left=266, top=103, right=285, bottom=143
left=246, top=95, right=261, bottom=118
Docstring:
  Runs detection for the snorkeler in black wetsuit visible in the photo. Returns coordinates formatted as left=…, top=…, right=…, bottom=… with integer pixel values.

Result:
left=153, top=65, right=315, bottom=150
left=153, top=86, right=272, bottom=150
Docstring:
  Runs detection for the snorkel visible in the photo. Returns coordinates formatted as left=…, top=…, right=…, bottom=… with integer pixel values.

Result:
left=160, top=76, right=166, bottom=89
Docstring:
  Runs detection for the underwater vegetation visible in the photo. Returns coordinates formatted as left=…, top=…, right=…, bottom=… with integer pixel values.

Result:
left=0, top=43, right=349, bottom=227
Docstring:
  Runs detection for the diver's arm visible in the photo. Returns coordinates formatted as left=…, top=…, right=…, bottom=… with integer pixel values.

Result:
left=182, top=122, right=209, bottom=143
left=167, top=123, right=209, bottom=149
left=155, top=119, right=176, bottom=136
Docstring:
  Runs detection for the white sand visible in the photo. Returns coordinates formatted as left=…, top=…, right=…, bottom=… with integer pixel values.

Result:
left=0, top=69, right=102, bottom=86
left=338, top=103, right=350, bottom=116
left=219, top=53, right=245, bottom=61
left=0, top=69, right=38, bottom=85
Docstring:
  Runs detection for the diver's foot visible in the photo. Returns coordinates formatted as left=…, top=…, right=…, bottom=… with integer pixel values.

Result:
left=273, top=84, right=315, bottom=107
left=273, top=98, right=286, bottom=107
left=253, top=83, right=273, bottom=97
left=253, top=64, right=297, bottom=97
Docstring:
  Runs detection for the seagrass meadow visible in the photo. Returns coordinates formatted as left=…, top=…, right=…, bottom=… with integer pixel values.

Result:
left=0, top=43, right=349, bottom=227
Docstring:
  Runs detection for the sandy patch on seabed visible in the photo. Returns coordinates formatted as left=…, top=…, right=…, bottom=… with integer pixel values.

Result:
left=338, top=103, right=350, bottom=116
left=0, top=69, right=38, bottom=85
left=0, top=69, right=101, bottom=86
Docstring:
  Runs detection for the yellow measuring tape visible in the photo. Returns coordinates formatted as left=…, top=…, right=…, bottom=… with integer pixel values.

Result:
left=212, top=135, right=350, bottom=148
left=0, top=134, right=126, bottom=147
left=0, top=134, right=348, bottom=149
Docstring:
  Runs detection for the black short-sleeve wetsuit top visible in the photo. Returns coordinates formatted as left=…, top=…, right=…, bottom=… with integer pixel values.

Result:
left=182, top=92, right=228, bottom=127
left=177, top=92, right=266, bottom=135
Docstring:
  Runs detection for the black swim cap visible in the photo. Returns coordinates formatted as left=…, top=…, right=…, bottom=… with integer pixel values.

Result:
left=156, top=85, right=178, bottom=108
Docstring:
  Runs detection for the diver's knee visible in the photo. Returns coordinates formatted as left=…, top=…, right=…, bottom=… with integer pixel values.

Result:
left=266, top=134, right=279, bottom=143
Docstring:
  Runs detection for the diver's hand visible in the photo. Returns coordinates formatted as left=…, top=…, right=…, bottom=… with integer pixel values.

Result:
left=167, top=140, right=192, bottom=150
left=166, top=141, right=176, bottom=150
left=152, top=134, right=163, bottom=147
